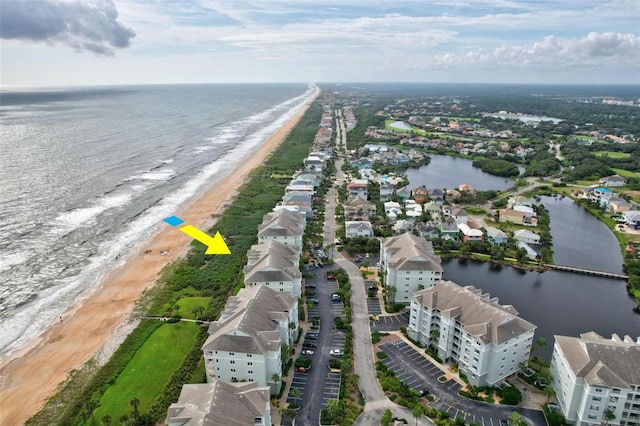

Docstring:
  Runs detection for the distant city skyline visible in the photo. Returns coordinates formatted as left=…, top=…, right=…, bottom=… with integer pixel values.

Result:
left=1, top=0, right=639, bottom=88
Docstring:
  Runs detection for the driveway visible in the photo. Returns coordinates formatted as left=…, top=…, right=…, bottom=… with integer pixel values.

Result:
left=371, top=312, right=409, bottom=332
left=378, top=341, right=546, bottom=426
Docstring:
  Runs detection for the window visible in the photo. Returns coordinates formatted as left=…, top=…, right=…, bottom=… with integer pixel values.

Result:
left=248, top=370, right=254, bottom=374
left=230, top=360, right=235, bottom=364
left=247, top=354, right=252, bottom=358
left=248, top=362, right=253, bottom=366
left=231, top=368, right=236, bottom=372
left=229, top=352, right=235, bottom=356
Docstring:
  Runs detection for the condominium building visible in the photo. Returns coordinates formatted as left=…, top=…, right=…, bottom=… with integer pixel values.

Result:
left=202, top=286, right=298, bottom=395
left=380, top=233, right=443, bottom=304
left=408, top=280, right=536, bottom=386
left=257, top=208, right=306, bottom=255
left=165, top=381, right=271, bottom=426
left=244, top=240, right=302, bottom=296
left=550, top=332, right=640, bottom=426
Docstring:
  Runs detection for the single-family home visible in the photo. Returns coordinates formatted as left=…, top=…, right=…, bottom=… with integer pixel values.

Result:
left=408, top=281, right=536, bottom=387
left=599, top=174, right=626, bottom=187
left=392, top=219, right=415, bottom=234
left=606, top=197, right=631, bottom=213
left=379, top=184, right=395, bottom=202
left=244, top=240, right=302, bottom=296
left=428, top=188, right=444, bottom=204
left=344, top=195, right=377, bottom=220
left=412, top=185, right=428, bottom=203
left=499, top=209, right=538, bottom=226
left=458, top=183, right=476, bottom=195
left=443, top=205, right=468, bottom=225
left=202, top=285, right=298, bottom=395
left=507, top=195, right=533, bottom=209
left=424, top=201, right=441, bottom=217
left=380, top=233, right=443, bottom=304
left=303, top=155, right=325, bottom=172
left=166, top=381, right=272, bottom=426
left=516, top=241, right=538, bottom=260
left=550, top=332, right=640, bottom=426
left=622, top=210, right=640, bottom=229
left=347, top=179, right=369, bottom=199
left=590, top=187, right=614, bottom=204
left=345, top=221, right=374, bottom=238
left=485, top=226, right=508, bottom=245
left=396, top=186, right=411, bottom=199
left=458, top=223, right=484, bottom=242
left=416, top=221, right=439, bottom=239
left=514, top=229, right=541, bottom=245
left=439, top=217, right=459, bottom=238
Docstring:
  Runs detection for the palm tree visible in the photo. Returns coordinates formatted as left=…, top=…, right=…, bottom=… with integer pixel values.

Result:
left=536, top=337, right=547, bottom=355
left=604, top=409, right=616, bottom=425
left=272, top=373, right=280, bottom=394
left=290, top=387, right=302, bottom=401
left=192, top=308, right=199, bottom=319
left=544, top=385, right=555, bottom=403
left=412, top=403, right=426, bottom=426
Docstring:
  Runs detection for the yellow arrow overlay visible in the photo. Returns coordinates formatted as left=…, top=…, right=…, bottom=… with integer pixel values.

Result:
left=164, top=216, right=231, bottom=255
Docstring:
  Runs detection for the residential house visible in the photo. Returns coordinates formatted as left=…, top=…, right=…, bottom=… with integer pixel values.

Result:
left=607, top=197, right=631, bottom=213
left=446, top=189, right=461, bottom=200
left=380, top=184, right=395, bottom=202
left=344, top=195, right=377, bottom=220
left=257, top=208, right=306, bottom=254
left=590, top=187, right=614, bottom=205
left=550, top=332, right=640, bottom=426
left=443, top=205, right=468, bottom=225
left=404, top=200, right=423, bottom=219
left=416, top=221, right=439, bottom=239
left=412, top=185, right=428, bottom=203
left=281, top=191, right=313, bottom=219
left=599, top=174, right=626, bottom=187
left=345, top=221, right=374, bottom=238
left=285, top=182, right=315, bottom=196
left=516, top=241, right=538, bottom=260
left=458, top=183, right=476, bottom=195
left=243, top=240, right=302, bottom=297
left=384, top=201, right=403, bottom=223
left=428, top=188, right=444, bottom=204
left=380, top=233, right=443, bottom=304
left=392, top=219, right=415, bottom=234
left=439, top=217, right=459, bottom=239
left=347, top=179, right=369, bottom=199
left=485, top=227, right=508, bottom=245
left=499, top=209, right=538, bottom=226
left=408, top=281, right=536, bottom=387
left=166, top=381, right=271, bottom=426
left=507, top=195, right=533, bottom=209
left=396, top=186, right=411, bottom=200
left=514, top=229, right=541, bottom=245
left=202, top=285, right=298, bottom=395
left=303, top=155, right=324, bottom=172
left=424, top=202, right=441, bottom=218
left=622, top=210, right=640, bottom=229
left=458, top=223, right=484, bottom=242
left=513, top=205, right=536, bottom=219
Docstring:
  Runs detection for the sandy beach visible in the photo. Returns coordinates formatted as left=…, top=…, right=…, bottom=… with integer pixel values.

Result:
left=0, top=90, right=318, bottom=426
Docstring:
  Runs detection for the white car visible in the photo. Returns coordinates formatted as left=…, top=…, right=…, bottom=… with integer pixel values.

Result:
left=330, top=349, right=343, bottom=356
left=301, top=349, right=314, bottom=356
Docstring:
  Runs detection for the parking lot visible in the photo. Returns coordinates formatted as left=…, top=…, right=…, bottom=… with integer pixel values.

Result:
left=371, top=311, right=409, bottom=331
left=378, top=341, right=546, bottom=426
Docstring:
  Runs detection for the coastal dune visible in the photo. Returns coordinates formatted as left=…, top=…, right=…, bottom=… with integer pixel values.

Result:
left=0, top=91, right=318, bottom=426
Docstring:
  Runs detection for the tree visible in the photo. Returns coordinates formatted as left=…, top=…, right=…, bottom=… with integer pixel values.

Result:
left=412, top=403, right=426, bottom=426
left=272, top=373, right=280, bottom=393
left=544, top=385, right=555, bottom=403
left=84, top=399, right=99, bottom=421
left=290, top=387, right=302, bottom=401
left=381, top=409, right=393, bottom=426
left=101, top=414, right=112, bottom=425
left=604, top=409, right=616, bottom=425
left=129, top=397, right=140, bottom=415
left=536, top=337, right=547, bottom=356
left=509, top=412, right=527, bottom=426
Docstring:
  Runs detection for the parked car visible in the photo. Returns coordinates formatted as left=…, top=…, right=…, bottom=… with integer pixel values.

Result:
left=327, top=275, right=336, bottom=280
left=418, top=388, right=430, bottom=397
left=295, top=366, right=311, bottom=373
left=305, top=333, right=318, bottom=340
left=331, top=293, right=341, bottom=302
left=303, top=342, right=317, bottom=348
left=301, top=349, right=314, bottom=356
left=309, top=298, right=319, bottom=304
left=330, top=349, right=343, bottom=356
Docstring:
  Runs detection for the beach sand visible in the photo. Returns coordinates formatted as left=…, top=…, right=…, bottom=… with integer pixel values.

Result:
left=0, top=90, right=318, bottom=426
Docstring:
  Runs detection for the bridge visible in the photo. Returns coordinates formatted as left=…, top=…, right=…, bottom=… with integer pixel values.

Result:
left=546, top=264, right=628, bottom=280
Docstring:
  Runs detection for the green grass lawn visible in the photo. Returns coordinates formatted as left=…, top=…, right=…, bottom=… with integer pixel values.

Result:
left=92, top=321, right=200, bottom=423
left=594, top=151, right=631, bottom=159
left=612, top=168, right=640, bottom=179
left=463, top=206, right=487, bottom=215
left=176, top=296, right=210, bottom=319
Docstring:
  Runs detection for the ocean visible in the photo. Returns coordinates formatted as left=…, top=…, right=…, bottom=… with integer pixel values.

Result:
left=0, top=83, right=316, bottom=359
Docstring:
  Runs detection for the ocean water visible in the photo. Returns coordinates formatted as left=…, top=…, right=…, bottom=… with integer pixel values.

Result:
left=0, top=83, right=316, bottom=359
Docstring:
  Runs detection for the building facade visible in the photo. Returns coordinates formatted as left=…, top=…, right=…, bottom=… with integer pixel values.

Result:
left=380, top=233, right=443, bottom=304
left=202, top=286, right=298, bottom=395
left=550, top=332, right=640, bottom=426
left=408, top=281, right=536, bottom=386
left=243, top=240, right=302, bottom=297
left=257, top=208, right=306, bottom=254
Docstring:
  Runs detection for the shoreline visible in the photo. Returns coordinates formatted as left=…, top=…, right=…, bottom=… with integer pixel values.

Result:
left=0, top=87, right=319, bottom=426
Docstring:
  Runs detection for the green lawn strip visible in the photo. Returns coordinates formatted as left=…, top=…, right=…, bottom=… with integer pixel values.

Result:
left=611, top=168, right=640, bottom=179
left=173, top=296, right=209, bottom=319
left=593, top=151, right=630, bottom=158
left=92, top=321, right=200, bottom=422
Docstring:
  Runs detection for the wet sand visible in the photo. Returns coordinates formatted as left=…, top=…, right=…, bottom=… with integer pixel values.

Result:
left=0, top=90, right=318, bottom=426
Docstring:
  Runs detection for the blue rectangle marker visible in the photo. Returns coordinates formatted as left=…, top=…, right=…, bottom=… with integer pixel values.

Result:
left=164, top=215, right=184, bottom=227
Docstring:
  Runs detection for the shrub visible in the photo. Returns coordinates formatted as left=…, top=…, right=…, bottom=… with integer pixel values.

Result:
left=376, top=351, right=388, bottom=360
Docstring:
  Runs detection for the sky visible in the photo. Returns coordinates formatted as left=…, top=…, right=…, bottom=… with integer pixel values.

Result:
left=1, top=0, right=639, bottom=87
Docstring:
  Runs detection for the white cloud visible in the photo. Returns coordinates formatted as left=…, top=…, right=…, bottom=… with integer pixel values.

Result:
left=418, top=32, right=640, bottom=69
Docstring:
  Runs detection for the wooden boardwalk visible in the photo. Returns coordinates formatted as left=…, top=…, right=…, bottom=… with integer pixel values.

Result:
left=546, top=264, right=628, bottom=280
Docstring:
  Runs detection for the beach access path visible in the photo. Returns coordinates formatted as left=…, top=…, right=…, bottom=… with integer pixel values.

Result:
left=0, top=89, right=319, bottom=426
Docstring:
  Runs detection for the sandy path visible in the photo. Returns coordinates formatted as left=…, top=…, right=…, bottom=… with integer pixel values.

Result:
left=0, top=90, right=318, bottom=426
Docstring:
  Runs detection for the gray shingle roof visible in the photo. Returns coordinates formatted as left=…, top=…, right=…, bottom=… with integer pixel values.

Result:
left=555, top=332, right=640, bottom=388
left=244, top=240, right=300, bottom=283
left=413, top=281, right=536, bottom=345
left=257, top=208, right=305, bottom=238
left=382, top=233, right=443, bottom=272
left=166, top=381, right=270, bottom=426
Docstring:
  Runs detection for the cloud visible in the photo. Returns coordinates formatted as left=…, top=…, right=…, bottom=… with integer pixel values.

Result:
left=419, top=32, right=640, bottom=69
left=0, top=0, right=135, bottom=55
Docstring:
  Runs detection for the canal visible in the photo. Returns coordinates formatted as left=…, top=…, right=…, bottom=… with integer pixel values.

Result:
left=408, top=155, right=640, bottom=359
